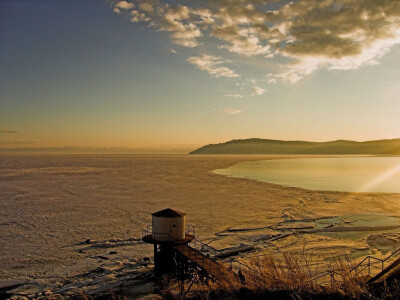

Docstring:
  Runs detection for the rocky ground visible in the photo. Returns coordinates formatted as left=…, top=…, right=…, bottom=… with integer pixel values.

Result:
left=1, top=238, right=157, bottom=299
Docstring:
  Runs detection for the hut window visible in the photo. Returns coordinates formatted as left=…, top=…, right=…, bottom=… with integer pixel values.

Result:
left=172, top=223, right=176, bottom=228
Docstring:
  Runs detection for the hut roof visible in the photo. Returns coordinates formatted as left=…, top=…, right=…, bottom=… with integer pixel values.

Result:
left=152, top=208, right=186, bottom=218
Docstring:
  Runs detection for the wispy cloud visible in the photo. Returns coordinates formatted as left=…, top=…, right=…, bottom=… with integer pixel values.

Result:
left=252, top=86, right=266, bottom=95
left=188, top=55, right=239, bottom=78
left=0, top=130, right=18, bottom=134
left=214, top=108, right=242, bottom=114
left=225, top=93, right=243, bottom=98
left=158, top=6, right=202, bottom=47
left=112, top=0, right=400, bottom=83
left=223, top=108, right=241, bottom=114
left=113, top=1, right=134, bottom=14
left=0, top=140, right=35, bottom=145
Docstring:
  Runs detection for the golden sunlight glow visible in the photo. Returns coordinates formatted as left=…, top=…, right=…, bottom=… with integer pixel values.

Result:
left=357, top=161, right=400, bottom=192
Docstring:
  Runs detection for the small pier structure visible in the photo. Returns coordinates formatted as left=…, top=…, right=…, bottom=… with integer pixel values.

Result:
left=142, top=208, right=236, bottom=289
left=142, top=208, right=400, bottom=292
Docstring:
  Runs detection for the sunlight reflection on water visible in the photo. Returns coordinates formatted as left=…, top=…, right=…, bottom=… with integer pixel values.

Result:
left=214, top=157, right=400, bottom=193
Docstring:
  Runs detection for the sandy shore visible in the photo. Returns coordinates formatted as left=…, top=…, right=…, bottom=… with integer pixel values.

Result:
left=1, top=154, right=400, bottom=297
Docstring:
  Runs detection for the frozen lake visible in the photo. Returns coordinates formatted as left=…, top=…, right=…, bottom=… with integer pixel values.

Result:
left=214, top=157, right=400, bottom=193
left=2, top=154, right=400, bottom=297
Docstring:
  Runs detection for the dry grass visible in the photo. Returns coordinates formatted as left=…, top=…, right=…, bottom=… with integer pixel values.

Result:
left=159, top=250, right=384, bottom=300
left=243, top=249, right=318, bottom=292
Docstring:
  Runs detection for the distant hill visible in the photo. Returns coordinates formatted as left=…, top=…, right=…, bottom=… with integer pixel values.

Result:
left=0, top=147, right=191, bottom=154
left=189, top=138, right=400, bottom=155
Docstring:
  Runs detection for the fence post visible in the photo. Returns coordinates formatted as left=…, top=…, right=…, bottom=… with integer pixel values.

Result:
left=368, top=257, right=371, bottom=276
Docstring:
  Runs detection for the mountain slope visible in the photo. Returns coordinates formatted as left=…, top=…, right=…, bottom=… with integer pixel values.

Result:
left=189, top=138, right=400, bottom=154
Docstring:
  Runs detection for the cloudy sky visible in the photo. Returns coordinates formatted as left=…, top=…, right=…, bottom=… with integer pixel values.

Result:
left=1, top=0, right=400, bottom=151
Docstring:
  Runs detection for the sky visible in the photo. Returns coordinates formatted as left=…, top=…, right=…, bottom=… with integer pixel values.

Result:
left=1, top=0, right=400, bottom=152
